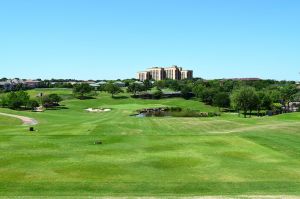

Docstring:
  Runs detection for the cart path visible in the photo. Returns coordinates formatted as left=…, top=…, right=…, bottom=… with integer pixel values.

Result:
left=0, top=112, right=38, bottom=125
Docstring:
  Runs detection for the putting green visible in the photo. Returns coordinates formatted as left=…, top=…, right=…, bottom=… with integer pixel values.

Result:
left=0, top=88, right=300, bottom=197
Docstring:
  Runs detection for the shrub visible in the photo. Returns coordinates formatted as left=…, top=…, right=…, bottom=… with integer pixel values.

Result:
left=7, top=91, right=30, bottom=109
left=152, top=90, right=163, bottom=99
left=27, top=100, right=39, bottom=110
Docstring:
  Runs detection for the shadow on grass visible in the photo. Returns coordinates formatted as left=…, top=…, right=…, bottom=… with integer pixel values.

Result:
left=112, top=96, right=129, bottom=99
left=46, top=106, right=69, bottom=111
left=77, top=96, right=96, bottom=100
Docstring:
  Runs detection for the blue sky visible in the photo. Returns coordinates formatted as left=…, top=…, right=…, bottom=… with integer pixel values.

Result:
left=0, top=0, right=299, bottom=80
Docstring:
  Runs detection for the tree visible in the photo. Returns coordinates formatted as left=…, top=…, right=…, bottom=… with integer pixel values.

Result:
left=154, top=80, right=165, bottom=89
left=213, top=92, right=230, bottom=110
left=27, top=100, right=39, bottom=110
left=43, top=94, right=63, bottom=107
left=181, top=85, right=193, bottom=99
left=0, top=94, right=8, bottom=107
left=7, top=91, right=30, bottom=109
left=230, top=87, right=258, bottom=118
left=256, top=91, right=273, bottom=116
left=152, top=89, right=163, bottom=99
left=192, top=84, right=205, bottom=98
left=200, top=88, right=217, bottom=105
left=73, top=83, right=93, bottom=99
left=104, top=83, right=123, bottom=97
left=280, top=84, right=298, bottom=112
left=127, top=83, right=146, bottom=96
left=293, top=92, right=300, bottom=102
left=143, top=79, right=152, bottom=91
left=48, top=94, right=62, bottom=105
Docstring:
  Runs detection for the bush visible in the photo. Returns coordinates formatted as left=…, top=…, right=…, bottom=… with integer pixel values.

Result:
left=0, top=95, right=8, bottom=107
left=42, top=94, right=62, bottom=108
left=152, top=90, right=163, bottom=99
left=7, top=91, right=30, bottom=110
left=27, top=100, right=39, bottom=110
left=73, top=83, right=93, bottom=99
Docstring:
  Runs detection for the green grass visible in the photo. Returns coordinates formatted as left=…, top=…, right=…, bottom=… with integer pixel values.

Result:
left=0, top=89, right=300, bottom=197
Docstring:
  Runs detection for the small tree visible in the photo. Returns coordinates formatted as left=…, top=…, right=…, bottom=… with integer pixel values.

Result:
left=105, top=83, right=123, bottom=97
left=7, top=91, right=30, bottom=110
left=153, top=89, right=163, bottom=99
left=192, top=84, right=205, bottom=98
left=143, top=79, right=152, bottom=91
left=199, top=88, right=217, bottom=105
left=230, top=87, right=258, bottom=118
left=280, top=84, right=298, bottom=112
left=127, top=83, right=146, bottom=96
left=27, top=100, right=39, bottom=110
left=181, top=85, right=193, bottom=99
left=48, top=94, right=62, bottom=105
left=73, top=83, right=93, bottom=99
left=0, top=94, right=8, bottom=107
left=43, top=94, right=63, bottom=107
left=213, top=92, right=230, bottom=110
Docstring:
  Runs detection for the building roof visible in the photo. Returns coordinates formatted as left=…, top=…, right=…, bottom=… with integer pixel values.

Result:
left=24, top=80, right=40, bottom=83
left=222, top=78, right=262, bottom=81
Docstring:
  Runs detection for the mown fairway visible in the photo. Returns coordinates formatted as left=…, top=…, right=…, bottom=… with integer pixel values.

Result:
left=1, top=88, right=300, bottom=197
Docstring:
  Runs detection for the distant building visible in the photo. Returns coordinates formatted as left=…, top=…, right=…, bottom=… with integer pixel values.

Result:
left=0, top=78, right=25, bottom=91
left=148, top=67, right=165, bottom=81
left=24, top=80, right=40, bottom=88
left=165, top=66, right=182, bottom=80
left=138, top=71, right=150, bottom=81
left=224, top=78, right=262, bottom=81
left=137, top=65, right=193, bottom=81
left=181, top=70, right=193, bottom=79
left=113, top=81, right=126, bottom=87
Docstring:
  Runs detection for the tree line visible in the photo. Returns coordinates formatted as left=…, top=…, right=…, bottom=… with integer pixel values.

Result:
left=0, top=92, right=62, bottom=110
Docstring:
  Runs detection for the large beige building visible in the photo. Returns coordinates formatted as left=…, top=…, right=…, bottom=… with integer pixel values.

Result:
left=181, top=70, right=193, bottom=79
left=137, top=65, right=193, bottom=81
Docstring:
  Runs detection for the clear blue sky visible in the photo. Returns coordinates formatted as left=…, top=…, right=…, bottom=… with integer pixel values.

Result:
left=0, top=0, right=299, bottom=80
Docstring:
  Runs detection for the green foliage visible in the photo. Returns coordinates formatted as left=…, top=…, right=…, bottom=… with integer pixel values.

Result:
left=213, top=92, right=230, bottom=109
left=192, top=84, right=205, bottom=98
left=230, top=87, right=258, bottom=117
left=293, top=92, right=300, bottom=101
left=127, top=83, right=146, bottom=95
left=272, top=102, right=283, bottom=112
left=154, top=80, right=165, bottom=89
left=143, top=79, right=152, bottom=90
left=180, top=85, right=193, bottom=99
left=0, top=94, right=8, bottom=107
left=43, top=93, right=63, bottom=107
left=280, top=84, right=298, bottom=111
left=6, top=91, right=30, bottom=109
left=152, top=89, right=163, bottom=99
left=1, top=88, right=300, bottom=196
left=104, top=83, right=123, bottom=97
left=73, top=83, right=93, bottom=99
left=26, top=100, right=39, bottom=110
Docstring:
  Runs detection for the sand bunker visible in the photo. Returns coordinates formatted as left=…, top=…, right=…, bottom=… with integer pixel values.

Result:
left=85, top=108, right=111, bottom=113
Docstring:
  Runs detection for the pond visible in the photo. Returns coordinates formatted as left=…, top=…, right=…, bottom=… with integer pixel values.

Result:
left=132, top=107, right=220, bottom=118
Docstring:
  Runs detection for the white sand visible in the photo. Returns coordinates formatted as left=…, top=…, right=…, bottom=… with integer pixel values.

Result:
left=85, top=108, right=111, bottom=112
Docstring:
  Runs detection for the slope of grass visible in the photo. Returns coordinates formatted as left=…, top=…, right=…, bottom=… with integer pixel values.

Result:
left=0, top=88, right=300, bottom=197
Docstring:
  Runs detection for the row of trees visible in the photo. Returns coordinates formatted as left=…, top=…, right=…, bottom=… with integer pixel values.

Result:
left=73, top=83, right=124, bottom=99
left=193, top=84, right=298, bottom=117
left=139, top=79, right=299, bottom=116
left=0, top=91, right=62, bottom=110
